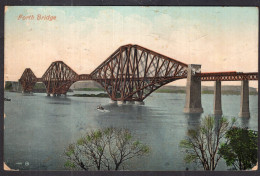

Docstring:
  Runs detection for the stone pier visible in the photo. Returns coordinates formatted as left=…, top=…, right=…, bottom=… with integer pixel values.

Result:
left=214, top=80, right=222, bottom=115
left=239, top=80, right=250, bottom=118
left=184, top=64, right=203, bottom=113
left=22, top=91, right=33, bottom=95
left=109, top=100, right=117, bottom=104
left=126, top=101, right=135, bottom=105
left=117, top=101, right=125, bottom=105
left=135, top=101, right=145, bottom=105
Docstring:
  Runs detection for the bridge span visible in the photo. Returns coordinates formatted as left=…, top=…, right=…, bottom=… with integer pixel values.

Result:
left=18, top=44, right=258, bottom=117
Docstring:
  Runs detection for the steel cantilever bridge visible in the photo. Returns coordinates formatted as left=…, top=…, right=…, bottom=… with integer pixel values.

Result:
left=19, top=44, right=258, bottom=102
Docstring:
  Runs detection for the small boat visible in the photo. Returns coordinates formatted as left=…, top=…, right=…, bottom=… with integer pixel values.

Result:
left=4, top=98, right=11, bottom=101
left=97, top=105, right=104, bottom=110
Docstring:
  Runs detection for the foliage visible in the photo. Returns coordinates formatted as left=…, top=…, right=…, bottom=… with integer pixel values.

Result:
left=64, top=127, right=150, bottom=171
left=5, top=81, right=12, bottom=90
left=218, top=127, right=258, bottom=170
left=179, top=115, right=235, bottom=170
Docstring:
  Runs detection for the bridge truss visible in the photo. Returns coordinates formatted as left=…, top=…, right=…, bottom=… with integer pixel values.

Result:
left=18, top=44, right=258, bottom=100
left=19, top=68, right=37, bottom=92
left=41, top=61, right=79, bottom=95
left=90, top=45, right=188, bottom=101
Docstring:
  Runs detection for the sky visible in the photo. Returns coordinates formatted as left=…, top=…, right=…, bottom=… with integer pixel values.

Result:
left=4, top=6, right=259, bottom=88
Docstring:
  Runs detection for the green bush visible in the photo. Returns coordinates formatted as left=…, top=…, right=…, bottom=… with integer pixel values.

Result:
left=218, top=127, right=258, bottom=170
left=5, top=82, right=12, bottom=90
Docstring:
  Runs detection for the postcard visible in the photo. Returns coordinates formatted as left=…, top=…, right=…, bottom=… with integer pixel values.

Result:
left=3, top=6, right=258, bottom=171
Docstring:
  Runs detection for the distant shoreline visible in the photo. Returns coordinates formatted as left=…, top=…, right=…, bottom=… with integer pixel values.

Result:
left=155, top=89, right=258, bottom=95
left=71, top=93, right=109, bottom=98
left=4, top=81, right=258, bottom=96
left=5, top=90, right=258, bottom=96
left=73, top=88, right=258, bottom=95
left=74, top=88, right=105, bottom=91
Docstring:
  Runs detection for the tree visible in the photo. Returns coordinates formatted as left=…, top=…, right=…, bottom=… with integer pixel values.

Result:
left=64, top=127, right=150, bottom=171
left=179, top=115, right=235, bottom=170
left=5, top=81, right=12, bottom=90
left=218, top=127, right=257, bottom=170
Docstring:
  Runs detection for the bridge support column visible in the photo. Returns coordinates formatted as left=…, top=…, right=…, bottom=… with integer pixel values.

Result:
left=117, top=101, right=125, bottom=105
left=239, top=80, right=250, bottom=118
left=214, top=80, right=222, bottom=115
left=109, top=100, right=117, bottom=104
left=126, top=101, right=135, bottom=105
left=184, top=64, right=203, bottom=113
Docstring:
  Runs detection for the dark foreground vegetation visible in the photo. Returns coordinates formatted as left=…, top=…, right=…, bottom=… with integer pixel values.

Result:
left=180, top=116, right=257, bottom=171
left=64, top=127, right=150, bottom=171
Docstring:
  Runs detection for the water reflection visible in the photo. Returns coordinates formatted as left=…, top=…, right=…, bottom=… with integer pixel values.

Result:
left=185, top=113, right=202, bottom=130
left=240, top=117, right=250, bottom=128
left=46, top=96, right=71, bottom=105
left=183, top=113, right=202, bottom=170
left=95, top=103, right=164, bottom=128
left=95, top=103, right=181, bottom=170
left=4, top=91, right=258, bottom=171
left=214, top=115, right=222, bottom=132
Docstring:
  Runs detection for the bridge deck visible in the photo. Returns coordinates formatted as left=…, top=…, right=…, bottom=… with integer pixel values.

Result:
left=196, top=72, right=258, bottom=81
left=19, top=44, right=258, bottom=98
left=36, top=72, right=258, bottom=82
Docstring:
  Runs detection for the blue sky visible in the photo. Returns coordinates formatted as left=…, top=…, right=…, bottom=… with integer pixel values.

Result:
left=4, top=6, right=258, bottom=88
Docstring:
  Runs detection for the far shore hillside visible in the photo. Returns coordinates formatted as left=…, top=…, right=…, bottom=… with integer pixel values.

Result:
left=4, top=81, right=258, bottom=95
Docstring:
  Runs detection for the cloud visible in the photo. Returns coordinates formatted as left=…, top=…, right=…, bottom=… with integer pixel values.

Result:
left=4, top=7, right=258, bottom=88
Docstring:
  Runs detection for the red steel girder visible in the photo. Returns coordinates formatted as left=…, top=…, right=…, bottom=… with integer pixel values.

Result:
left=196, top=72, right=258, bottom=81
left=17, top=44, right=259, bottom=99
left=42, top=61, right=79, bottom=94
left=90, top=44, right=188, bottom=101
left=78, top=74, right=92, bottom=81
left=19, top=68, right=38, bottom=92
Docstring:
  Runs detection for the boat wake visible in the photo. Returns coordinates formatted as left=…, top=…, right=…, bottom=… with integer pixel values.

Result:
left=97, top=109, right=110, bottom=112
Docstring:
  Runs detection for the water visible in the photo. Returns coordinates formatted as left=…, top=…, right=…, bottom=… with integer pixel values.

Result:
left=4, top=91, right=258, bottom=171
